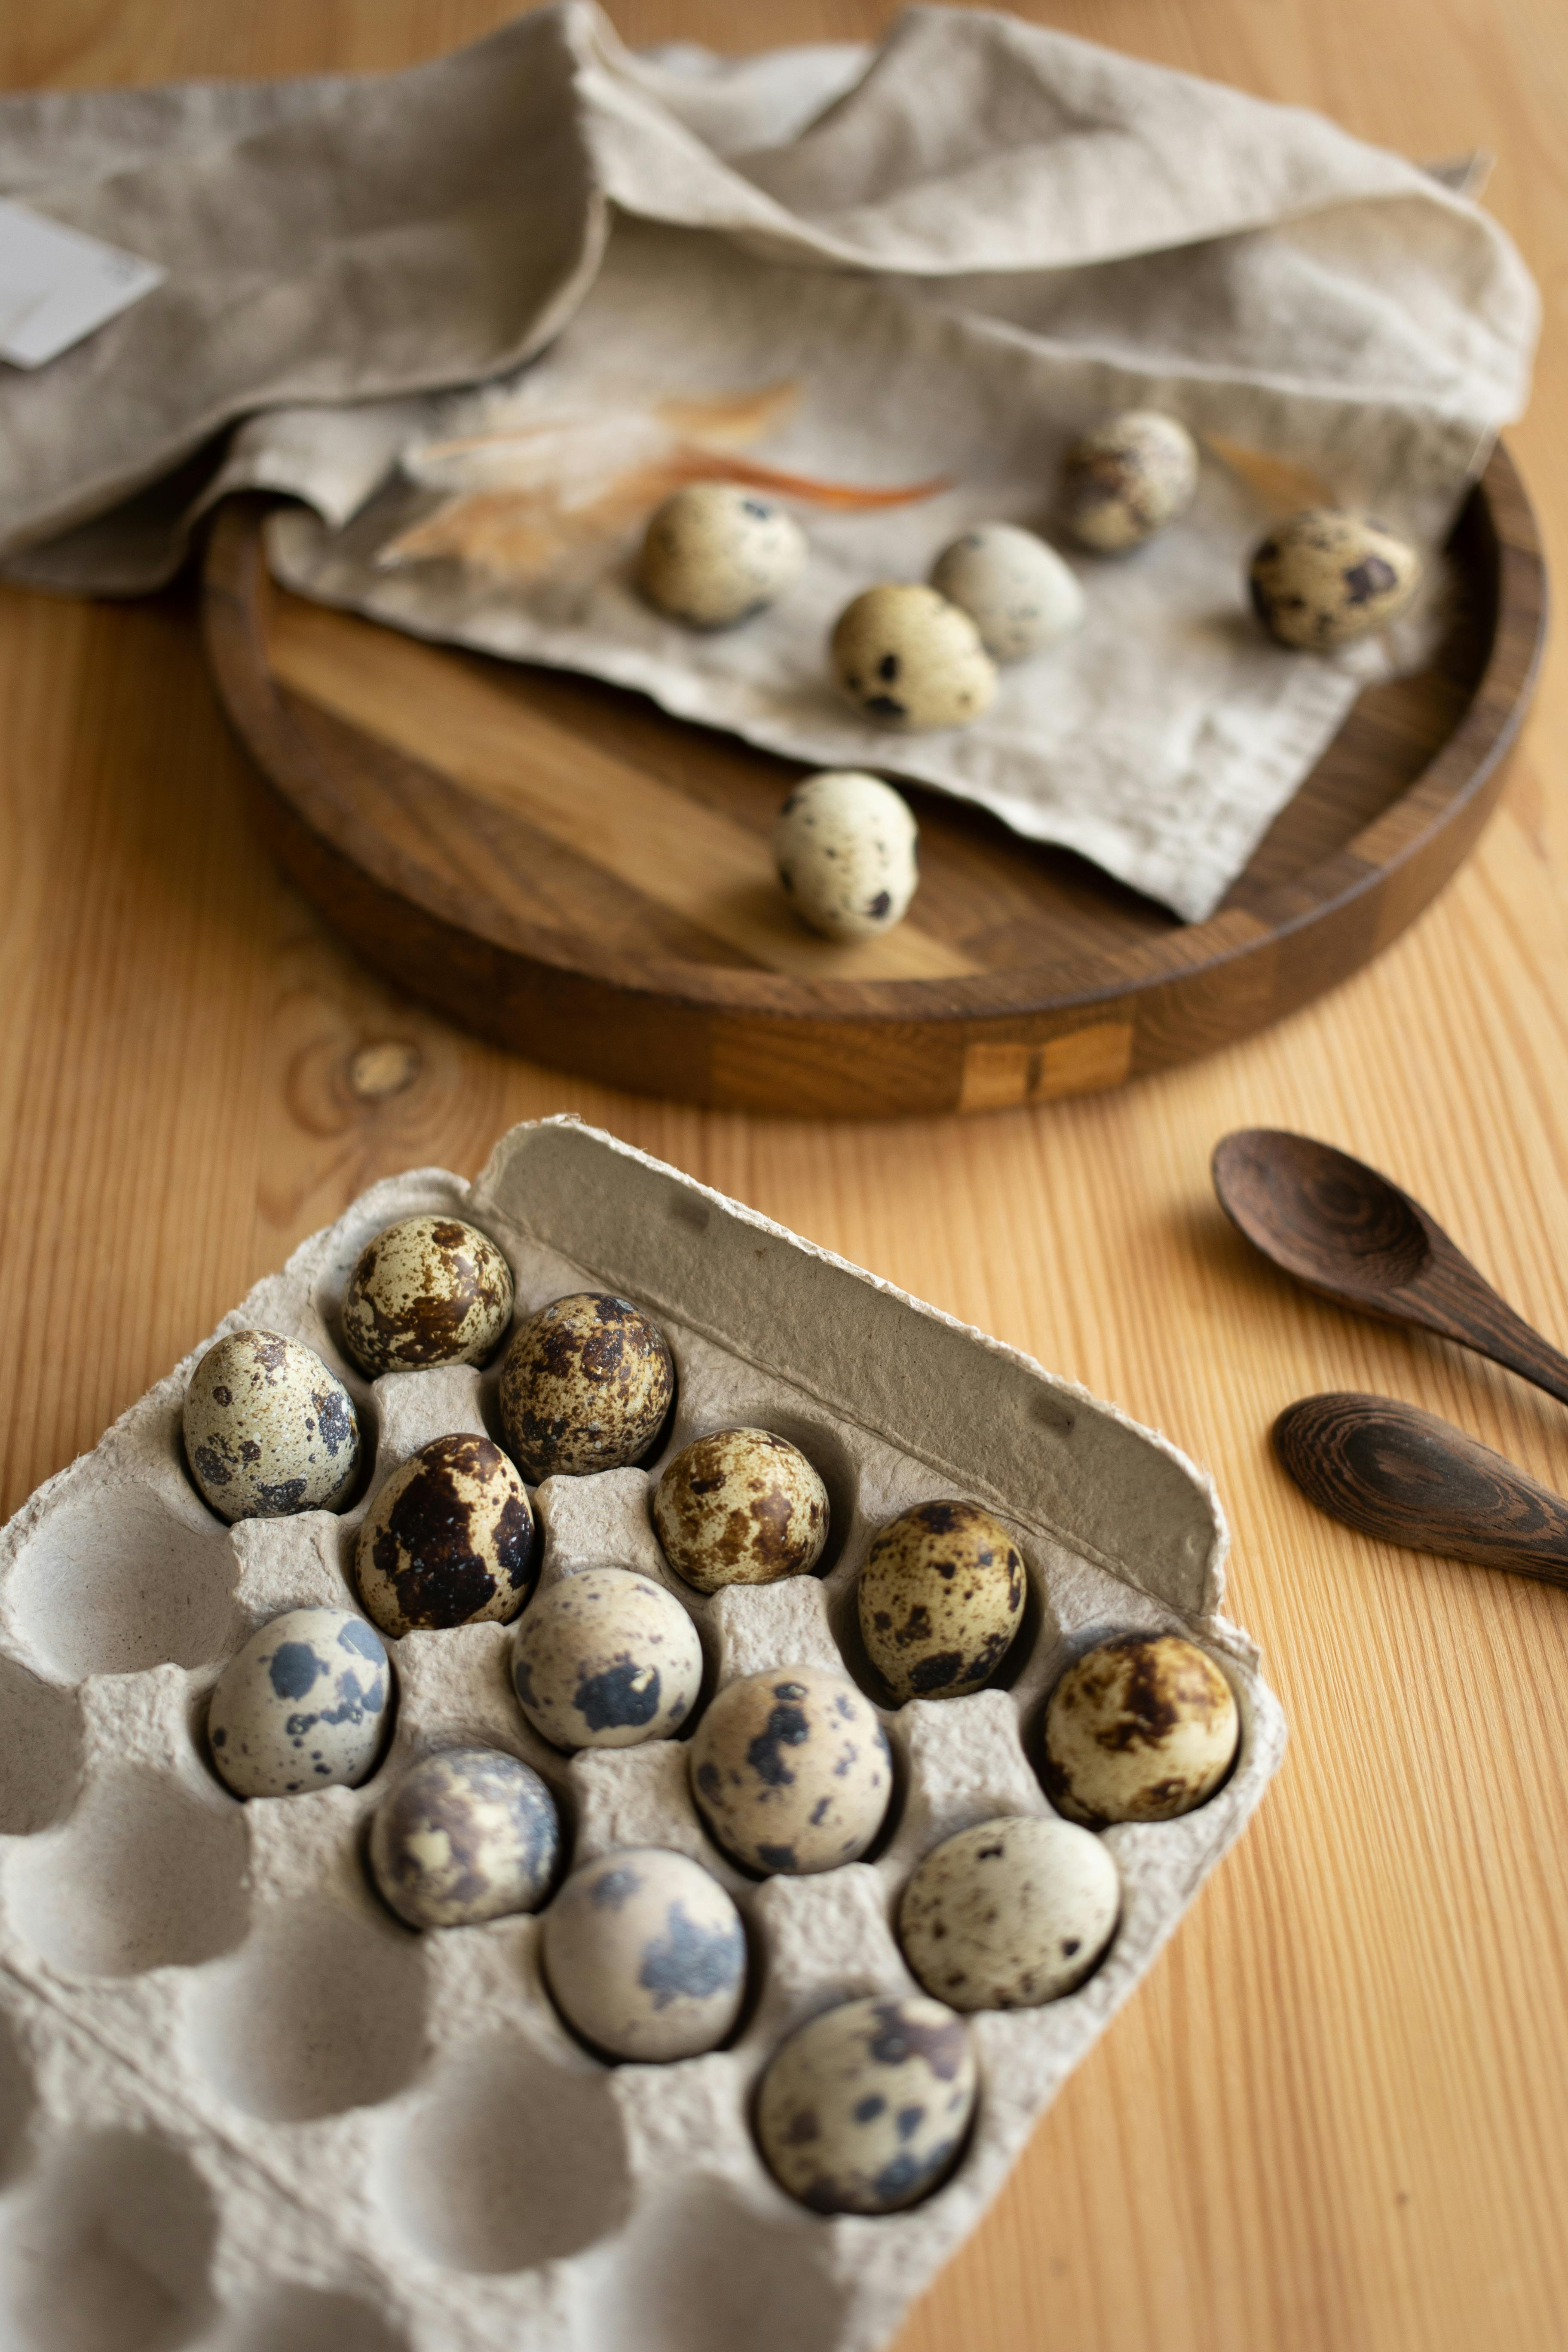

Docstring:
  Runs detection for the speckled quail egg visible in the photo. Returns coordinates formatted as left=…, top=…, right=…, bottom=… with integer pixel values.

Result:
left=542, top=1846, right=747, bottom=2061
left=208, top=1607, right=390, bottom=1799
left=929, top=523, right=1084, bottom=660
left=899, top=1814, right=1120, bottom=2010
left=654, top=1426, right=830, bottom=1592
left=1042, top=1633, right=1239, bottom=1826
left=368, top=1746, right=560, bottom=1929
left=1060, top=410, right=1198, bottom=553
left=355, top=1433, right=535, bottom=1638
left=499, top=1292, right=674, bottom=1481
left=511, top=1567, right=703, bottom=1751
left=689, top=1664, right=890, bottom=1876
left=756, top=1992, right=977, bottom=2214
left=638, top=483, right=808, bottom=629
left=340, top=1214, right=513, bottom=1377
left=1248, top=507, right=1420, bottom=649
left=183, top=1328, right=361, bottom=1523
left=770, top=772, right=919, bottom=942
left=858, top=1499, right=1025, bottom=1704
left=831, top=584, right=997, bottom=732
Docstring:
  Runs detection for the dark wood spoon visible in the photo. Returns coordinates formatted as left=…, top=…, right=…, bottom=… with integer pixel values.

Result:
left=1213, top=1128, right=1568, bottom=1408
left=1274, top=1392, right=1568, bottom=1589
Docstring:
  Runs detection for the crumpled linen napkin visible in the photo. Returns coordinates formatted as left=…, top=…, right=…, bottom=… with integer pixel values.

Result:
left=0, top=5, right=1537, bottom=922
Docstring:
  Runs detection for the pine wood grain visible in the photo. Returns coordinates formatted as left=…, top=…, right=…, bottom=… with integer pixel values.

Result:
left=3, top=5, right=1568, bottom=2351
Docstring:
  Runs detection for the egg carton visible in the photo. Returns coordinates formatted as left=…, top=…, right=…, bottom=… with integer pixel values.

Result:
left=0, top=1115, right=1285, bottom=2352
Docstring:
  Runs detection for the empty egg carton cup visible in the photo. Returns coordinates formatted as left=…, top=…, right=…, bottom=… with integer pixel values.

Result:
left=0, top=1116, right=1284, bottom=2352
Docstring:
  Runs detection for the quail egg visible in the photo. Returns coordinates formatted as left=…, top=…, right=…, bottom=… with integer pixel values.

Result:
left=340, top=1214, right=513, bottom=1377
left=183, top=1328, right=361, bottom=1523
left=499, top=1292, right=674, bottom=1481
left=355, top=1433, right=535, bottom=1638
left=1042, top=1633, right=1239, bottom=1825
left=368, top=1746, right=560, bottom=1929
left=511, top=1567, right=703, bottom=1751
left=653, top=1426, right=830, bottom=1592
left=208, top=1607, right=390, bottom=1799
left=929, top=523, right=1084, bottom=660
left=899, top=1813, right=1120, bottom=2010
left=542, top=1846, right=747, bottom=2061
left=858, top=1499, right=1025, bottom=1704
left=756, top=1992, right=977, bottom=2214
left=770, top=772, right=919, bottom=942
left=831, top=584, right=997, bottom=731
left=639, top=483, right=808, bottom=629
left=689, top=1664, right=890, bottom=1875
left=1248, top=508, right=1420, bottom=649
left=1060, top=410, right=1198, bottom=553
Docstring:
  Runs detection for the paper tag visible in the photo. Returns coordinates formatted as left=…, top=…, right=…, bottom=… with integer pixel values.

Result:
left=0, top=199, right=165, bottom=370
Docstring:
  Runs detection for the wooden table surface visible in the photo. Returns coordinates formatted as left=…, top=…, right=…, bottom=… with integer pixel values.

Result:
left=4, top=3, right=1567, bottom=2347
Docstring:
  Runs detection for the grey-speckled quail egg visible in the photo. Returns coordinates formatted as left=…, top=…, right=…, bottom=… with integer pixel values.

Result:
left=899, top=1814, right=1120, bottom=2010
left=511, top=1568, right=703, bottom=1751
left=184, top=1329, right=361, bottom=1523
left=542, top=1846, right=747, bottom=2061
left=858, top=1499, right=1025, bottom=1704
left=929, top=523, right=1084, bottom=660
left=770, top=772, right=919, bottom=942
left=756, top=1993, right=977, bottom=2214
left=653, top=1426, right=830, bottom=1592
left=1042, top=1633, right=1239, bottom=1826
left=208, top=1607, right=390, bottom=1799
left=1060, top=410, right=1198, bottom=553
left=355, top=1433, right=535, bottom=1638
left=499, top=1292, right=674, bottom=1481
left=368, top=1746, right=560, bottom=1929
left=831, top=585, right=997, bottom=732
left=689, top=1665, right=890, bottom=1875
left=340, top=1215, right=513, bottom=1377
left=1248, top=508, right=1420, bottom=649
left=639, top=483, right=808, bottom=629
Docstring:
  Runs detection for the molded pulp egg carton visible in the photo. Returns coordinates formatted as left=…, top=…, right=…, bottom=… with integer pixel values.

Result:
left=0, top=1117, right=1285, bottom=2352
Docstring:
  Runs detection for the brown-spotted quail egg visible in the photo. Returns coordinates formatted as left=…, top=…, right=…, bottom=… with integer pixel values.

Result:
left=689, top=1665, right=890, bottom=1875
left=355, top=1433, right=535, bottom=1638
left=340, top=1214, right=513, bottom=1377
left=499, top=1292, right=674, bottom=1481
left=929, top=523, right=1084, bottom=660
left=858, top=1499, right=1025, bottom=1704
left=511, top=1568, right=703, bottom=1751
left=542, top=1847, right=747, bottom=2061
left=368, top=1746, right=560, bottom=1929
left=654, top=1426, right=830, bottom=1592
left=831, top=584, right=997, bottom=731
left=770, top=772, right=919, bottom=942
left=899, top=1814, right=1120, bottom=2010
left=183, top=1328, right=361, bottom=1523
left=1042, top=1633, right=1239, bottom=1826
left=1248, top=507, right=1420, bottom=649
left=208, top=1607, right=390, bottom=1799
left=639, top=483, right=808, bottom=629
left=756, top=1993, right=977, bottom=2214
left=1060, top=410, right=1198, bottom=553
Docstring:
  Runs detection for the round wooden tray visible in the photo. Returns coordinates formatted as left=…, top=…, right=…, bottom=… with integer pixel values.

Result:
left=202, top=449, right=1546, bottom=1118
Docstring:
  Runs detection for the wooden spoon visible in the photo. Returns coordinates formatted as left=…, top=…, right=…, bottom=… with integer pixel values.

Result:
left=1212, top=1128, right=1568, bottom=1408
left=1274, top=1391, right=1568, bottom=1589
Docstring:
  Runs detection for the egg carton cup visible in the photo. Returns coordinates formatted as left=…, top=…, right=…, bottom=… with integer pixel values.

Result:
left=0, top=1115, right=1284, bottom=2352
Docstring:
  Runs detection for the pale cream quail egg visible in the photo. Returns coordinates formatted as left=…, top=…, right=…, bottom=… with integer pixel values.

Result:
left=1248, top=508, right=1420, bottom=649
left=858, top=1499, right=1025, bottom=1703
left=499, top=1292, right=674, bottom=1480
left=184, top=1328, right=360, bottom=1523
left=511, top=1567, right=703, bottom=1751
left=542, top=1846, right=747, bottom=2061
left=1042, top=1633, right=1239, bottom=1825
left=368, top=1746, right=560, bottom=1929
left=899, top=1813, right=1120, bottom=2010
left=340, top=1214, right=513, bottom=1377
left=355, top=1433, right=535, bottom=1638
left=1060, top=410, right=1198, bottom=553
left=831, top=584, right=997, bottom=731
left=653, top=1426, right=830, bottom=1592
left=208, top=1607, right=390, bottom=1799
left=639, top=483, right=808, bottom=628
left=689, top=1664, right=890, bottom=1875
left=770, top=772, right=920, bottom=941
left=929, top=523, right=1084, bottom=659
left=756, top=1992, right=977, bottom=2214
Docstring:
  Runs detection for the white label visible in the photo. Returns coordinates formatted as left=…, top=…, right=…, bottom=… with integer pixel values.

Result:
left=0, top=198, right=165, bottom=369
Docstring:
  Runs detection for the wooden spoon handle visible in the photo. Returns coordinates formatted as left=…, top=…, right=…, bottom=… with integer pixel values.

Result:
left=1274, top=1392, right=1568, bottom=1588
